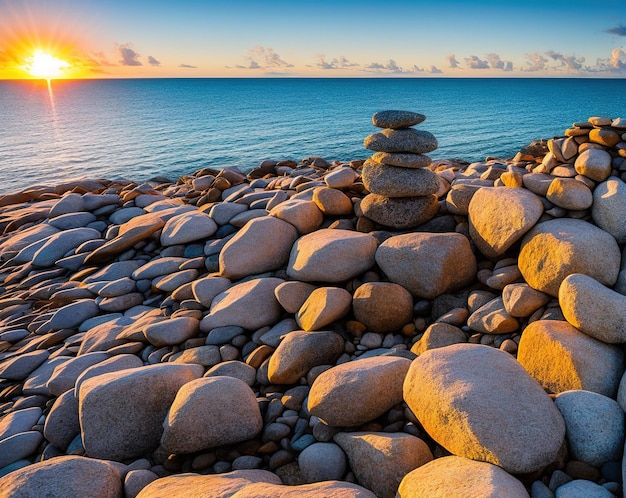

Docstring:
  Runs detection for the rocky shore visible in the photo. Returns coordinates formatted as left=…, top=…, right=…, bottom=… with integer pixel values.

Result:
left=0, top=112, right=626, bottom=497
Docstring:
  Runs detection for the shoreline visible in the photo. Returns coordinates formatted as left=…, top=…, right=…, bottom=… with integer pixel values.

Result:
left=0, top=114, right=625, bottom=496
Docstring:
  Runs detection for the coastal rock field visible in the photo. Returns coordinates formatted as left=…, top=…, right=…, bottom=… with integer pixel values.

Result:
left=0, top=112, right=626, bottom=497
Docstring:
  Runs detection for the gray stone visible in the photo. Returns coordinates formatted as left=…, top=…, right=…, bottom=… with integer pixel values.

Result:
left=0, top=407, right=42, bottom=441
left=362, top=160, right=439, bottom=197
left=364, top=128, right=437, bottom=154
left=0, top=350, right=49, bottom=381
left=44, top=389, right=80, bottom=450
left=371, top=151, right=432, bottom=169
left=74, top=354, right=144, bottom=398
left=191, top=276, right=231, bottom=308
left=143, top=317, right=200, bottom=347
left=555, top=480, right=613, bottom=498
left=298, top=442, right=346, bottom=483
left=47, top=352, right=109, bottom=396
left=592, top=178, right=626, bottom=244
left=204, top=360, right=257, bottom=386
left=160, top=210, right=217, bottom=246
left=32, top=227, right=101, bottom=267
left=360, top=193, right=439, bottom=229
left=574, top=148, right=612, bottom=182
left=371, top=110, right=426, bottom=129
left=0, top=431, right=43, bottom=468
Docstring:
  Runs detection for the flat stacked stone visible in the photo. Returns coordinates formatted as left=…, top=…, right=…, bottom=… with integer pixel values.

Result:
left=361, top=110, right=439, bottom=229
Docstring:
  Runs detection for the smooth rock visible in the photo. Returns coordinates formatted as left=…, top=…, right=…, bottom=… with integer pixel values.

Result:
left=298, top=442, right=346, bottom=483
left=200, top=277, right=284, bottom=332
left=468, top=187, right=543, bottom=258
left=311, top=187, right=353, bottom=216
left=296, top=287, right=352, bottom=331
left=546, top=178, right=593, bottom=211
left=559, top=273, right=626, bottom=343
left=219, top=216, right=298, bottom=280
left=555, top=479, right=613, bottom=498
left=0, top=350, right=49, bottom=381
left=268, top=330, right=344, bottom=384
left=79, top=363, right=203, bottom=460
left=352, top=282, right=413, bottom=333
left=404, top=343, right=565, bottom=474
left=375, top=232, right=476, bottom=299
left=371, top=151, right=432, bottom=169
left=308, top=356, right=411, bottom=427
left=287, top=229, right=377, bottom=283
left=124, top=470, right=159, bottom=498
left=0, top=407, right=42, bottom=441
left=364, top=128, right=438, bottom=154
left=37, top=299, right=100, bottom=333
left=160, top=210, right=217, bottom=246
left=371, top=110, right=426, bottom=129
left=324, top=167, right=357, bottom=189
left=270, top=199, right=324, bottom=235
left=48, top=193, right=85, bottom=217
left=574, top=148, right=612, bottom=182
left=502, top=283, right=550, bottom=317
left=204, top=360, right=257, bottom=386
left=360, top=193, right=439, bottom=229
left=143, top=317, right=200, bottom=347
left=229, top=481, right=376, bottom=497
left=555, top=390, right=624, bottom=467
left=397, top=455, right=530, bottom=498
left=518, top=218, right=620, bottom=296
left=43, top=389, right=80, bottom=450
left=131, top=257, right=188, bottom=280
left=274, top=281, right=317, bottom=314
left=592, top=178, right=626, bottom=244
left=362, top=160, right=439, bottom=197
left=47, top=352, right=109, bottom=396
left=334, top=431, right=433, bottom=498
left=191, top=276, right=231, bottom=308
left=517, top=320, right=624, bottom=397
left=466, top=297, right=518, bottom=334
left=32, top=227, right=101, bottom=267
left=0, top=431, right=43, bottom=468
left=589, top=127, right=620, bottom=147
left=410, top=322, right=467, bottom=356
left=161, top=376, right=262, bottom=454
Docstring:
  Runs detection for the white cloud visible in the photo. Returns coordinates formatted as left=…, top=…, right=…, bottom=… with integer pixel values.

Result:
left=446, top=54, right=460, bottom=68
left=315, top=54, right=359, bottom=69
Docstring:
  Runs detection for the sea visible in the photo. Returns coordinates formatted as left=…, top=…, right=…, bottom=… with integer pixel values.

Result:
left=0, top=77, right=624, bottom=194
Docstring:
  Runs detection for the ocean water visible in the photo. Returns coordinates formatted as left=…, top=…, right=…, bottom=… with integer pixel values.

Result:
left=0, top=77, right=624, bottom=194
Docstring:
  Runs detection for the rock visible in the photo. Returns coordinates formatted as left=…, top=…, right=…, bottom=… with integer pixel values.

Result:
left=555, top=479, right=614, bottom=498
left=589, top=127, right=621, bottom=147
left=362, top=160, right=439, bottom=197
left=207, top=202, right=248, bottom=225
left=403, top=344, right=565, bottom=474
left=267, top=330, right=344, bottom=384
left=546, top=178, right=593, bottom=211
left=502, top=283, right=550, bottom=317
left=79, top=363, right=203, bottom=460
left=200, top=277, right=284, bottom=332
left=131, top=257, right=187, bottom=280
left=204, top=360, right=257, bottom=387
left=0, top=223, right=59, bottom=259
left=517, top=320, right=624, bottom=397
left=574, top=148, right=612, bottom=182
left=274, top=281, right=317, bottom=314
left=287, top=229, right=377, bottom=283
left=135, top=469, right=282, bottom=498
left=143, top=317, right=200, bottom=347
left=466, top=297, right=518, bottom=334
left=296, top=287, right=352, bottom=331
left=191, top=276, right=231, bottom=308
left=352, top=282, right=413, bottom=333
left=298, top=442, right=346, bottom=483
left=172, top=345, right=221, bottom=367
left=308, top=356, right=411, bottom=427
left=37, top=299, right=100, bottom=333
left=161, top=376, right=262, bottom=454
left=371, top=110, right=426, bottom=129
left=49, top=212, right=97, bottom=229
left=360, top=193, right=439, bottom=229
left=468, top=187, right=543, bottom=258
left=397, top=456, right=530, bottom=498
left=0, top=407, right=42, bottom=441
left=324, top=167, right=357, bottom=189
left=219, top=216, right=298, bottom=280
left=375, top=232, right=476, bottom=299
left=410, top=322, right=467, bottom=356
left=230, top=481, right=376, bottom=497
left=364, top=128, right=438, bottom=154
left=592, top=178, right=626, bottom=244
left=47, top=352, right=109, bottom=396
left=160, top=210, right=217, bottom=246
left=0, top=350, right=49, bottom=381
left=334, top=431, right=433, bottom=498
left=32, top=227, right=101, bottom=267
left=22, top=358, right=71, bottom=396
left=43, top=389, right=80, bottom=450
left=311, top=187, right=353, bottom=216
left=270, top=199, right=324, bottom=235
left=555, top=390, right=624, bottom=467
left=371, top=152, right=432, bottom=169
left=518, top=218, right=620, bottom=296
left=124, top=470, right=159, bottom=498
left=559, top=273, right=626, bottom=343
left=0, top=455, right=123, bottom=498
left=0, top=431, right=43, bottom=468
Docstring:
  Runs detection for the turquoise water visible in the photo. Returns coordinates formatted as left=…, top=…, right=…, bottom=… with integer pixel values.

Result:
left=0, top=78, right=624, bottom=194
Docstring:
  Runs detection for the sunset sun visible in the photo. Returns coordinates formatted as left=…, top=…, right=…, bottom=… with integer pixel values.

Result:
left=25, top=50, right=69, bottom=80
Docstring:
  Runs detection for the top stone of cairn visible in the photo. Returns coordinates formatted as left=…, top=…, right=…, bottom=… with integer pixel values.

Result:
left=372, top=110, right=426, bottom=129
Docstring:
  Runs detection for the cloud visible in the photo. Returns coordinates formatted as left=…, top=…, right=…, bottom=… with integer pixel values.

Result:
left=430, top=65, right=443, bottom=74
left=147, top=56, right=160, bottom=67
left=464, top=55, right=489, bottom=69
left=92, top=51, right=115, bottom=67
left=610, top=47, right=626, bottom=69
left=412, top=65, right=425, bottom=72
left=242, top=46, right=293, bottom=70
left=179, top=64, right=197, bottom=69
left=117, top=43, right=142, bottom=66
left=315, top=54, right=359, bottom=70
left=364, top=59, right=420, bottom=74
left=446, top=54, right=460, bottom=68
left=524, top=52, right=548, bottom=71
left=484, top=53, right=513, bottom=71
left=606, top=25, right=626, bottom=36
left=545, top=50, right=585, bottom=71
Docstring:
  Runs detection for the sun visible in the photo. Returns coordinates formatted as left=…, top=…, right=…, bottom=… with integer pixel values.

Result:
left=25, top=50, right=70, bottom=80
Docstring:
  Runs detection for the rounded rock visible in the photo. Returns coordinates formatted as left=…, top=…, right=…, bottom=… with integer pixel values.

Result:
left=371, top=110, right=426, bottom=129
left=352, top=282, right=413, bottom=333
left=371, top=151, right=432, bottom=169
left=298, top=442, right=347, bottom=483
left=360, top=193, right=439, bottom=229
left=364, top=128, right=437, bottom=154
left=362, top=160, right=439, bottom=198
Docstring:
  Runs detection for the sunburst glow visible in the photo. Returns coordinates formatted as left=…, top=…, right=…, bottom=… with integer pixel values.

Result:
left=25, top=50, right=70, bottom=80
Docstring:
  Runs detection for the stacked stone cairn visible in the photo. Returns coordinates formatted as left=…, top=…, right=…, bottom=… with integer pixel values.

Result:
left=360, top=110, right=440, bottom=229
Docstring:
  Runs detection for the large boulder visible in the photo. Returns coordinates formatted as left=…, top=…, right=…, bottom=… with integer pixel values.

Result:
left=403, top=344, right=565, bottom=474
left=0, top=455, right=123, bottom=498
left=360, top=194, right=439, bottom=229
left=160, top=210, right=217, bottom=246
left=591, top=178, right=626, bottom=244
left=517, top=320, right=624, bottom=397
left=352, top=282, right=413, bottom=333
left=397, top=456, right=529, bottom=498
left=161, top=377, right=262, bottom=454
left=334, top=431, right=433, bottom=498
left=286, top=229, right=377, bottom=283
left=308, top=356, right=411, bottom=427
left=219, top=216, right=298, bottom=280
left=375, top=232, right=476, bottom=299
left=468, top=187, right=543, bottom=258
left=559, top=273, right=626, bottom=343
left=518, top=218, right=620, bottom=296
left=79, top=363, right=203, bottom=461
left=295, top=287, right=352, bottom=331
left=361, top=160, right=439, bottom=197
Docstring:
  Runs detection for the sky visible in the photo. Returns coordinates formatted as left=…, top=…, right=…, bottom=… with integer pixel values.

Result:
left=0, top=0, right=625, bottom=79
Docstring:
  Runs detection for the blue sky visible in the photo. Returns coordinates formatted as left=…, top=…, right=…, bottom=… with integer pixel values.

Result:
left=1, top=0, right=625, bottom=78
